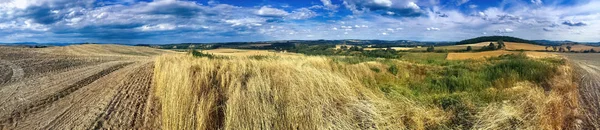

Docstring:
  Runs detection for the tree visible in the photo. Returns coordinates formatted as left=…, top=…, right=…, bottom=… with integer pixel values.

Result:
left=340, top=45, right=348, bottom=50
left=497, top=40, right=505, bottom=49
left=592, top=49, right=597, bottom=53
left=427, top=46, right=435, bottom=52
left=559, top=47, right=565, bottom=52
left=487, top=42, right=497, bottom=50
left=466, top=46, right=473, bottom=51
left=566, top=46, right=572, bottom=52
left=552, top=46, right=558, bottom=51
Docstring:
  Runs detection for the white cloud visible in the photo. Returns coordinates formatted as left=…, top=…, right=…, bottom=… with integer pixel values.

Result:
left=495, top=28, right=514, bottom=33
left=139, top=23, right=176, bottom=31
left=320, top=0, right=339, bottom=10
left=256, top=6, right=289, bottom=17
left=426, top=27, right=440, bottom=31
left=406, top=2, right=420, bottom=10
left=374, top=0, right=393, bottom=7
left=225, top=18, right=265, bottom=27
left=531, top=0, right=542, bottom=6
left=469, top=4, right=478, bottom=9
left=457, top=0, right=469, bottom=6
left=288, top=8, right=317, bottom=19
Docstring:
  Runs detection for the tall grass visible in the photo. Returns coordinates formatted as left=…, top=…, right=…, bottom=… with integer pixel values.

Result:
left=153, top=53, right=577, bottom=129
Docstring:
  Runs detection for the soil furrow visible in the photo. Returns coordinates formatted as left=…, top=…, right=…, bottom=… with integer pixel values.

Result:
left=90, top=63, right=155, bottom=129
left=0, top=62, right=131, bottom=126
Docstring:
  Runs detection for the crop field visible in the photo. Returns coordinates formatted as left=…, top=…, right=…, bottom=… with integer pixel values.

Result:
left=203, top=48, right=301, bottom=56
left=447, top=50, right=557, bottom=60
left=0, top=42, right=593, bottom=129
left=0, top=44, right=172, bottom=129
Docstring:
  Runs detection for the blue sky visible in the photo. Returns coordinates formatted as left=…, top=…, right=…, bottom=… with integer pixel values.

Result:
left=0, top=0, right=599, bottom=44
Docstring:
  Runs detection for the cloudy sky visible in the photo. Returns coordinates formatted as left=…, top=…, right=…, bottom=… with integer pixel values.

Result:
left=0, top=0, right=599, bottom=44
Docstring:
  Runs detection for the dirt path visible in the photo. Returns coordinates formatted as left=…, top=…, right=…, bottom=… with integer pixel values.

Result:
left=0, top=59, right=24, bottom=83
left=559, top=53, right=600, bottom=129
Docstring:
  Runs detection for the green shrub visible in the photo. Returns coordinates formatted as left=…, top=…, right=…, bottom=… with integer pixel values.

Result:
left=388, top=65, right=399, bottom=75
left=370, top=67, right=381, bottom=73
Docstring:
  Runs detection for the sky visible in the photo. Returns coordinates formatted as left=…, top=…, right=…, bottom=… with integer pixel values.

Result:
left=0, top=0, right=599, bottom=44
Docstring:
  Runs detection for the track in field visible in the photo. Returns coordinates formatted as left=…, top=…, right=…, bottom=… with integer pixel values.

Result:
left=0, top=45, right=169, bottom=129
left=560, top=53, right=600, bottom=129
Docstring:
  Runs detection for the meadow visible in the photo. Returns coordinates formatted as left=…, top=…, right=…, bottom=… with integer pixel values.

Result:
left=152, top=50, right=578, bottom=129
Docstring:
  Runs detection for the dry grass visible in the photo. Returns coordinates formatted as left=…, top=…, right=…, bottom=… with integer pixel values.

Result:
left=153, top=53, right=580, bottom=129
left=474, top=64, right=580, bottom=129
left=154, top=54, right=447, bottom=130
left=447, top=50, right=517, bottom=60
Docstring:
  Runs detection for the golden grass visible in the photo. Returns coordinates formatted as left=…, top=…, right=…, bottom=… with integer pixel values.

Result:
left=154, top=54, right=447, bottom=129
left=153, top=53, right=579, bottom=129
left=447, top=50, right=516, bottom=60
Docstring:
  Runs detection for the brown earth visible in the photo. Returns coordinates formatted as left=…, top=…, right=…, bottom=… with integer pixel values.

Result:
left=0, top=44, right=171, bottom=129
left=559, top=53, right=600, bottom=129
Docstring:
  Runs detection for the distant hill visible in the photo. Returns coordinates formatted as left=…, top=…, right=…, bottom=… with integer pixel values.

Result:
left=456, top=36, right=537, bottom=45
left=157, top=40, right=456, bottom=50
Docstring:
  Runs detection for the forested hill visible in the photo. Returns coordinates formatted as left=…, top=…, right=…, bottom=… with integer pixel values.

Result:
left=456, top=36, right=537, bottom=45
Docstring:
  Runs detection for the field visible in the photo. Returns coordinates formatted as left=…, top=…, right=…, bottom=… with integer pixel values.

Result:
left=0, top=44, right=172, bottom=129
left=204, top=48, right=301, bottom=56
left=154, top=50, right=579, bottom=129
left=447, top=50, right=557, bottom=60
left=0, top=43, right=592, bottom=129
left=559, top=53, right=600, bottom=129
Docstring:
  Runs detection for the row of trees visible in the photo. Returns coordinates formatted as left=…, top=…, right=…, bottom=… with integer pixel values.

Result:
left=544, top=46, right=598, bottom=53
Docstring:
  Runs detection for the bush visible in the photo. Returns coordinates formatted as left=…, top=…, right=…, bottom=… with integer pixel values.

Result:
left=190, top=49, right=216, bottom=58
left=388, top=65, right=399, bottom=75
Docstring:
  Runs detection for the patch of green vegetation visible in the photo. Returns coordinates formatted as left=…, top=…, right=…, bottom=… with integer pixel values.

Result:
left=355, top=53, right=561, bottom=129
left=331, top=56, right=379, bottom=64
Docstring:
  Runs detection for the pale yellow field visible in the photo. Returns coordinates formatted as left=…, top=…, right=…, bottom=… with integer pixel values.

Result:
left=447, top=50, right=557, bottom=60
left=562, top=45, right=600, bottom=52
left=364, top=47, right=414, bottom=51
left=203, top=48, right=301, bottom=56
left=504, top=42, right=547, bottom=51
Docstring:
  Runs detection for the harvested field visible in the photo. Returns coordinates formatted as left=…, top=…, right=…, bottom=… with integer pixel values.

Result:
left=447, top=50, right=556, bottom=60
left=0, top=44, right=171, bottom=129
left=559, top=53, right=600, bottom=129
left=504, top=42, right=547, bottom=50
left=561, top=45, right=600, bottom=52
left=204, top=48, right=301, bottom=56
left=0, top=63, right=11, bottom=84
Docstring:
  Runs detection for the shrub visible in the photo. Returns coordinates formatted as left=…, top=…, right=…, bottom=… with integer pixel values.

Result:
left=388, top=65, right=399, bottom=75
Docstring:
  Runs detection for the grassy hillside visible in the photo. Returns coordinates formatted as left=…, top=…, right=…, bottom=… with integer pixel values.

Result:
left=153, top=52, right=578, bottom=129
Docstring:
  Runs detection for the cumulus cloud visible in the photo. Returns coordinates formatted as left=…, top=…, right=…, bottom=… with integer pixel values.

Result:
left=343, top=0, right=425, bottom=17
left=288, top=8, right=317, bottom=19
left=256, top=6, right=289, bottom=17
left=320, top=0, right=339, bottom=10
left=495, top=28, right=514, bottom=33
left=562, top=20, right=587, bottom=26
